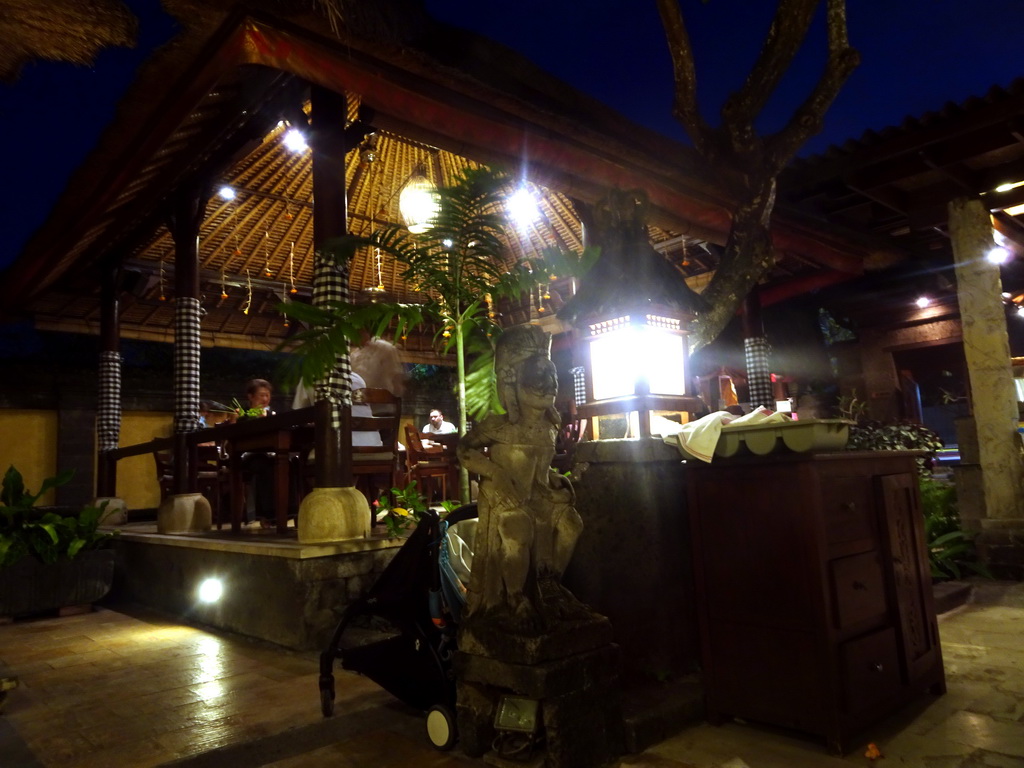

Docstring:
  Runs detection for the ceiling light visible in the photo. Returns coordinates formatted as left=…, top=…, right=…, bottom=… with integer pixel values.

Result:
left=507, top=185, right=540, bottom=229
left=987, top=246, right=1011, bottom=265
left=399, top=165, right=440, bottom=234
left=1017, top=305, right=1024, bottom=316
left=283, top=128, right=308, bottom=153
left=995, top=180, right=1024, bottom=193
left=915, top=296, right=931, bottom=308
left=218, top=186, right=235, bottom=200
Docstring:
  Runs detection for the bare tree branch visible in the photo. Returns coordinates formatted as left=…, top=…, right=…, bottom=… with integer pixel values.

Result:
left=722, top=0, right=817, bottom=138
left=656, top=0, right=713, bottom=156
left=766, top=0, right=859, bottom=168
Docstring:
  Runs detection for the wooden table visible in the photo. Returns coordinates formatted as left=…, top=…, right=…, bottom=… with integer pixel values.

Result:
left=215, top=410, right=314, bottom=535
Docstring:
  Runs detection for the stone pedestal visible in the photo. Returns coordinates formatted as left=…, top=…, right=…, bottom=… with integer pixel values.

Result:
left=297, top=486, right=370, bottom=543
left=455, top=619, right=621, bottom=768
left=156, top=492, right=211, bottom=533
left=564, top=438, right=699, bottom=683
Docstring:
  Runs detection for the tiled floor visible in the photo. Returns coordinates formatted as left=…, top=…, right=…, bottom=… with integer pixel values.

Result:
left=1, top=581, right=1022, bottom=768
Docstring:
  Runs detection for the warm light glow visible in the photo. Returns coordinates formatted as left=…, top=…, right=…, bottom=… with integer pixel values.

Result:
left=915, top=296, right=931, bottom=308
left=218, top=186, right=235, bottom=200
left=1005, top=202, right=1024, bottom=216
left=282, top=128, right=308, bottom=153
left=399, top=170, right=440, bottom=233
left=995, top=180, right=1024, bottom=193
left=987, top=246, right=1011, bottom=265
left=198, top=578, right=224, bottom=604
left=506, top=186, right=540, bottom=229
left=590, top=324, right=686, bottom=401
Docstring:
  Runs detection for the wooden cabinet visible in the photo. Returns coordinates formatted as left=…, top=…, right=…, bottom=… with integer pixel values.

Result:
left=687, top=451, right=945, bottom=753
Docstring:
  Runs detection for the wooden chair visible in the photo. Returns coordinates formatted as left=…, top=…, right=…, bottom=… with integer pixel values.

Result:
left=404, top=424, right=451, bottom=503
left=351, top=389, right=402, bottom=505
left=153, top=446, right=229, bottom=527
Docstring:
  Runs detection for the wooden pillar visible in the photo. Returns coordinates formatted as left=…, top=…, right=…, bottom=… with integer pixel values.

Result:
left=949, top=196, right=1024, bottom=577
left=96, top=264, right=122, bottom=498
left=167, top=186, right=208, bottom=496
left=310, top=84, right=352, bottom=488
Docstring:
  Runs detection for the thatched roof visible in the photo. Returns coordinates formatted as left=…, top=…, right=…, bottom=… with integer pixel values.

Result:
left=0, top=0, right=885, bottom=355
left=0, top=0, right=137, bottom=81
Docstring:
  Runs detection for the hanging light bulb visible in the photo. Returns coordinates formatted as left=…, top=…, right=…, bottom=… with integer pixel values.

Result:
left=399, top=164, right=439, bottom=234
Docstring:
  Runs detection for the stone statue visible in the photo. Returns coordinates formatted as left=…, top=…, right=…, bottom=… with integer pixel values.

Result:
left=457, top=324, right=587, bottom=631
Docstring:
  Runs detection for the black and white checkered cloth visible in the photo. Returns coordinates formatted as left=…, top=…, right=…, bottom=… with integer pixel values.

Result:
left=97, top=350, right=122, bottom=452
left=312, top=253, right=352, bottom=429
left=744, top=336, right=774, bottom=409
left=571, top=366, right=586, bottom=407
left=174, top=296, right=202, bottom=433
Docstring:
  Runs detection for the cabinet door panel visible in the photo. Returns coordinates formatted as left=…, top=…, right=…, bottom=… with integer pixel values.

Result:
left=877, top=473, right=944, bottom=682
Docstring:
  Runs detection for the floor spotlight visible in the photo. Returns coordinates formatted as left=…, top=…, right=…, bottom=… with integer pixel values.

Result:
left=198, top=577, right=224, bottom=604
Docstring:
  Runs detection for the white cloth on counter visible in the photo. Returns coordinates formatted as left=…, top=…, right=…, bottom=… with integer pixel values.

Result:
left=663, top=406, right=791, bottom=463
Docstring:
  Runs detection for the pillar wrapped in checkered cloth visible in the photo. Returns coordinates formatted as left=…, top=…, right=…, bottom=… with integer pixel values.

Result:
left=744, top=336, right=774, bottom=409
left=312, top=253, right=352, bottom=429
left=97, top=350, right=122, bottom=452
left=174, top=296, right=202, bottom=433
left=571, top=366, right=586, bottom=407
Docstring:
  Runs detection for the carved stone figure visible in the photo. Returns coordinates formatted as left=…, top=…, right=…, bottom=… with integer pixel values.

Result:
left=457, top=324, right=586, bottom=630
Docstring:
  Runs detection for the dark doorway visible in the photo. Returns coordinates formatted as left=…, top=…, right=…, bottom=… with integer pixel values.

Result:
left=891, top=343, right=969, bottom=446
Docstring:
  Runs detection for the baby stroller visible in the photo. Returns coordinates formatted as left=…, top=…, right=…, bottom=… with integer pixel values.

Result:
left=318, top=503, right=478, bottom=750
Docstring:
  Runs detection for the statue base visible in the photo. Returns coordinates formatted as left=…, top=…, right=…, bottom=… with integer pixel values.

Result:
left=455, top=638, right=622, bottom=768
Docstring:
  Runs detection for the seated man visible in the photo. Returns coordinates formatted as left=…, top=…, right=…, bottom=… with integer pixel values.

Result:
left=422, top=409, right=457, bottom=435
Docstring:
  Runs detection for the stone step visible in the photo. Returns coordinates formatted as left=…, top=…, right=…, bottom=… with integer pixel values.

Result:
left=933, top=580, right=973, bottom=615
left=620, top=675, right=704, bottom=754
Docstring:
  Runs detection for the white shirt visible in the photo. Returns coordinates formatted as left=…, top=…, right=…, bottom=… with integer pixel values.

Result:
left=423, top=420, right=457, bottom=435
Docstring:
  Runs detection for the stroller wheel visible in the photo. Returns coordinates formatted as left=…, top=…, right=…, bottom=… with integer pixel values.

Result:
left=425, top=704, right=458, bottom=751
left=320, top=686, right=335, bottom=717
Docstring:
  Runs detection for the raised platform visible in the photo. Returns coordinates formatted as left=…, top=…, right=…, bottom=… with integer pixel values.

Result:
left=106, top=521, right=404, bottom=650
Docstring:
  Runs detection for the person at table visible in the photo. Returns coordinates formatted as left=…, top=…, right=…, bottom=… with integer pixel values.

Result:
left=240, top=378, right=274, bottom=524
left=422, top=409, right=457, bottom=435
left=244, top=378, right=274, bottom=417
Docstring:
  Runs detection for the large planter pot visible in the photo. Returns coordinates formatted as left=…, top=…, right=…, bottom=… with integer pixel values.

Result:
left=0, top=549, right=115, bottom=618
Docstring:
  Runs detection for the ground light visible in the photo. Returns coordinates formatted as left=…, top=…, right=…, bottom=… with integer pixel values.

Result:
left=197, top=577, right=224, bottom=604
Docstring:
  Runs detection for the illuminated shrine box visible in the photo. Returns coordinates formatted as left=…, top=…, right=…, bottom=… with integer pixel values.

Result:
left=577, top=309, right=703, bottom=439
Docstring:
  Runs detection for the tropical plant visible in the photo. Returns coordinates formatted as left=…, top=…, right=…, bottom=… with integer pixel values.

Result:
left=283, top=166, right=564, bottom=502
left=919, top=475, right=991, bottom=581
left=0, top=466, right=115, bottom=568
left=846, top=417, right=944, bottom=476
left=373, top=481, right=457, bottom=538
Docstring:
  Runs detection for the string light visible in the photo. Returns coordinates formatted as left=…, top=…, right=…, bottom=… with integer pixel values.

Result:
left=159, top=259, right=166, bottom=301
left=263, top=230, right=272, bottom=277
left=282, top=282, right=290, bottom=327
left=289, top=242, right=297, bottom=293
left=220, top=269, right=228, bottom=300
left=242, top=269, right=252, bottom=315
left=375, top=247, right=384, bottom=291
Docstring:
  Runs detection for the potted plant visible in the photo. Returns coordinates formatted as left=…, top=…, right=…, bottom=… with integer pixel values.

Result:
left=0, top=466, right=117, bottom=618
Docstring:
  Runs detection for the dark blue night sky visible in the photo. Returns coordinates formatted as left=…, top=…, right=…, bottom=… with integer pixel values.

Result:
left=1, top=0, right=1021, bottom=269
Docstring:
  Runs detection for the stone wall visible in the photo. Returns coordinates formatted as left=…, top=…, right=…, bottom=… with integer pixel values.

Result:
left=110, top=536, right=403, bottom=650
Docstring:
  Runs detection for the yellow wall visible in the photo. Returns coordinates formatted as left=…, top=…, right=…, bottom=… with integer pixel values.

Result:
left=117, top=412, right=174, bottom=510
left=0, top=410, right=59, bottom=504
